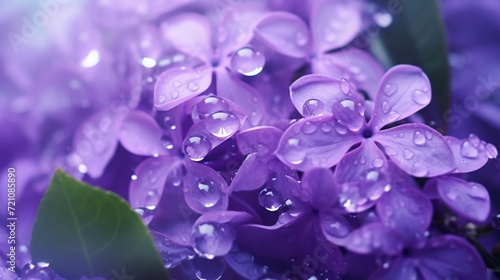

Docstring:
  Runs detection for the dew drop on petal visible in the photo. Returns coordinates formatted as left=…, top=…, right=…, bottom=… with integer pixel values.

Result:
left=283, top=138, right=307, bottom=164
left=373, top=10, right=393, bottom=28
left=340, top=78, right=350, bottom=94
left=332, top=99, right=364, bottom=131
left=171, top=90, right=180, bottom=99
left=372, top=158, right=384, bottom=168
left=230, top=47, right=265, bottom=76
left=413, top=131, right=426, bottom=146
left=184, top=136, right=212, bottom=161
left=192, top=222, right=235, bottom=259
left=334, top=121, right=347, bottom=135
left=205, top=111, right=241, bottom=138
left=411, top=162, right=428, bottom=177
left=467, top=184, right=488, bottom=200
left=195, top=96, right=229, bottom=119
left=187, top=82, right=199, bottom=92
left=383, top=83, right=397, bottom=96
left=302, top=99, right=325, bottom=117
left=384, top=145, right=397, bottom=156
left=485, top=143, right=498, bottom=159
left=134, top=207, right=156, bottom=224
left=320, top=215, right=350, bottom=238
left=403, top=149, right=414, bottom=160
left=295, top=32, right=308, bottom=47
left=467, top=134, right=480, bottom=147
left=460, top=140, right=479, bottom=159
left=320, top=122, right=332, bottom=133
left=302, top=121, right=317, bottom=134
left=189, top=178, right=224, bottom=208
left=258, top=187, right=283, bottom=211
left=446, top=189, right=458, bottom=200
left=412, top=89, right=431, bottom=105
left=424, top=130, right=434, bottom=140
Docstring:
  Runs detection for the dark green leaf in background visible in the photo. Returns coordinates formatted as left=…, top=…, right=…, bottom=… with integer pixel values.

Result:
left=370, top=0, right=451, bottom=132
left=30, top=169, right=170, bottom=280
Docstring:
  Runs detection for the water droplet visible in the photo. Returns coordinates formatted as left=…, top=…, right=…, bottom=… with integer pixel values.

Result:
left=411, top=162, right=428, bottom=177
left=158, top=94, right=167, bottom=104
left=424, top=131, right=434, bottom=140
left=320, top=215, right=350, bottom=238
left=173, top=80, right=182, bottom=88
left=446, top=189, right=458, bottom=200
left=234, top=251, right=254, bottom=263
left=184, top=135, right=212, bottom=161
left=21, top=261, right=53, bottom=279
left=295, top=32, right=308, bottom=46
left=340, top=78, right=350, bottom=94
left=205, top=111, right=241, bottom=138
left=412, top=89, right=431, bottom=105
left=334, top=121, right=347, bottom=135
left=258, top=187, right=283, bottom=211
left=373, top=10, right=393, bottom=28
left=230, top=47, right=265, bottom=76
left=302, top=121, right=317, bottom=134
left=186, top=177, right=225, bottom=210
left=187, top=82, right=199, bottom=92
left=283, top=138, right=306, bottom=164
left=485, top=143, right=498, bottom=159
left=302, top=99, right=325, bottom=117
left=492, top=214, right=500, bottom=230
left=134, top=207, right=156, bottom=224
left=467, top=134, right=480, bottom=146
left=413, top=131, right=426, bottom=145
left=373, top=158, right=384, bottom=168
left=195, top=96, right=229, bottom=119
left=403, top=149, right=414, bottom=160
left=468, top=184, right=488, bottom=200
left=192, top=222, right=235, bottom=259
left=171, top=90, right=180, bottom=99
left=320, top=122, right=332, bottom=133
left=384, top=146, right=397, bottom=156
left=381, top=101, right=390, bottom=113
left=360, top=156, right=367, bottom=164
left=460, top=140, right=479, bottom=159
left=387, top=111, right=400, bottom=122
left=383, top=84, right=397, bottom=96
left=332, top=99, right=364, bottom=131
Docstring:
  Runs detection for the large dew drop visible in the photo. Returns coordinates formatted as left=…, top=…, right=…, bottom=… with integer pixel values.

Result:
left=230, top=47, right=265, bottom=76
left=191, top=222, right=235, bottom=259
left=188, top=178, right=224, bottom=209
left=258, top=187, right=283, bottom=211
left=205, top=111, right=241, bottom=138
left=184, top=135, right=212, bottom=161
left=195, top=96, right=229, bottom=120
left=302, top=99, right=325, bottom=117
left=332, top=99, right=364, bottom=131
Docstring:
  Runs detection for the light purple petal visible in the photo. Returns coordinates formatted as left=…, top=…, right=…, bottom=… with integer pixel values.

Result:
left=373, top=123, right=455, bottom=177
left=154, top=65, right=213, bottom=111
left=312, top=49, right=385, bottom=100
left=344, top=223, right=404, bottom=255
left=224, top=245, right=269, bottom=280
left=290, top=74, right=359, bottom=117
left=195, top=211, right=254, bottom=226
left=151, top=230, right=194, bottom=269
left=118, top=110, right=168, bottom=157
left=228, top=153, right=269, bottom=192
left=445, top=135, right=494, bottom=173
left=236, top=126, right=282, bottom=162
left=216, top=69, right=264, bottom=127
left=183, top=162, right=229, bottom=214
left=424, top=176, right=490, bottom=222
left=301, top=168, right=338, bottom=211
left=160, top=13, right=213, bottom=63
left=369, top=65, right=431, bottom=130
left=311, top=0, right=362, bottom=53
left=129, top=156, right=182, bottom=209
left=276, top=115, right=362, bottom=171
left=335, top=140, right=387, bottom=183
left=369, top=258, right=419, bottom=280
left=71, top=110, right=119, bottom=178
left=376, top=184, right=432, bottom=246
left=254, top=12, right=311, bottom=58
left=414, top=235, right=487, bottom=280
left=319, top=211, right=352, bottom=246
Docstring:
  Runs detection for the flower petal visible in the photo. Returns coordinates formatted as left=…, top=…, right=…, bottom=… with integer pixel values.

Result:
left=160, top=13, right=213, bottom=63
left=445, top=135, right=496, bottom=173
left=276, top=115, right=362, bottom=171
left=302, top=168, right=338, bottom=211
left=414, top=235, right=487, bottom=280
left=216, top=69, right=264, bottom=127
left=224, top=245, right=269, bottom=280
left=319, top=211, right=352, bottom=246
left=237, top=126, right=282, bottom=162
left=290, top=74, right=355, bottom=117
left=129, top=156, right=181, bottom=209
left=369, top=65, right=431, bottom=130
left=373, top=123, right=455, bottom=177
left=254, top=11, right=311, bottom=58
left=376, top=184, right=432, bottom=246
left=154, top=66, right=212, bottom=111
left=183, top=162, right=229, bottom=214
left=118, top=110, right=167, bottom=157
left=229, top=153, right=269, bottom=192
left=369, top=258, right=419, bottom=280
left=424, top=176, right=490, bottom=222
left=335, top=140, right=387, bottom=183
left=151, top=230, right=194, bottom=269
left=344, top=223, right=404, bottom=255
left=311, top=0, right=362, bottom=53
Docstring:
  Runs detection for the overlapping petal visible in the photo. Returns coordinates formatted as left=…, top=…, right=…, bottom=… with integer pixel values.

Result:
left=335, top=140, right=387, bottom=183
left=445, top=135, right=497, bottom=173
left=118, top=110, right=167, bottom=157
left=301, top=168, right=338, bottom=211
left=344, top=223, right=404, bottom=255
left=237, top=126, right=282, bottom=162
left=228, top=153, right=269, bottom=192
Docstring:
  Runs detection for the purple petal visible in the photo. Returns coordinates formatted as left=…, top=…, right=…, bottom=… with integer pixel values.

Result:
left=414, top=235, right=487, bottom=280
left=183, top=162, right=229, bottom=214
left=445, top=135, right=495, bottom=173
left=335, top=140, right=387, bottom=183
left=376, top=184, right=432, bottom=246
left=228, top=153, right=269, bottom=192
left=276, top=115, right=362, bottom=171
left=319, top=211, right=352, bottom=246
left=195, top=211, right=254, bottom=226
left=151, top=230, right=194, bottom=269
left=373, top=123, right=455, bottom=177
left=71, top=110, right=119, bottom=178
left=369, top=65, right=431, bottom=130
left=301, top=168, right=338, bottom=211
left=311, top=0, right=362, bottom=53
left=224, top=245, right=269, bottom=280
left=312, top=49, right=385, bottom=100
left=118, top=110, right=168, bottom=157
left=160, top=13, right=213, bottom=63
left=344, top=223, right=404, bottom=255
left=254, top=12, right=311, bottom=58
left=154, top=65, right=213, bottom=111
left=216, top=69, right=264, bottom=127
left=290, top=74, right=360, bottom=117
left=369, top=258, right=419, bottom=280
left=129, top=156, right=182, bottom=209
left=424, top=176, right=490, bottom=222
left=236, top=126, right=283, bottom=162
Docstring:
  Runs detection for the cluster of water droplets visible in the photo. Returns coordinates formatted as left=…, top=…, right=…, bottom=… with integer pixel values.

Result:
left=459, top=133, right=498, bottom=160
left=230, top=46, right=266, bottom=76
left=191, top=222, right=236, bottom=259
left=20, top=261, right=57, bottom=280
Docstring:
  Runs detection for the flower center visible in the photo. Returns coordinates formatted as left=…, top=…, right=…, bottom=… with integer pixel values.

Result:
left=363, top=127, right=374, bottom=138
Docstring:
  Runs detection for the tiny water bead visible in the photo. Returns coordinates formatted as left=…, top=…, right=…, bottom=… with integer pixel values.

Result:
left=412, top=89, right=431, bottom=105
left=230, top=47, right=265, bottom=76
left=340, top=78, right=351, bottom=94
left=134, top=207, right=156, bottom=224
left=258, top=187, right=283, bottom=211
left=383, top=83, right=397, bottom=96
left=205, top=111, right=241, bottom=138
left=191, top=222, right=236, bottom=259
left=184, top=135, right=212, bottom=161
left=460, top=139, right=479, bottom=159
left=413, top=131, right=426, bottom=145
left=194, top=96, right=229, bottom=120
left=302, top=99, right=325, bottom=117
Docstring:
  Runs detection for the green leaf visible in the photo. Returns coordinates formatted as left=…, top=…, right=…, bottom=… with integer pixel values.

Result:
left=30, top=169, right=170, bottom=280
left=370, top=0, right=450, bottom=131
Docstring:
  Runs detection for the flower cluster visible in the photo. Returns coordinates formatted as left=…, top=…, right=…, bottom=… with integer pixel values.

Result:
left=1, top=0, right=500, bottom=279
